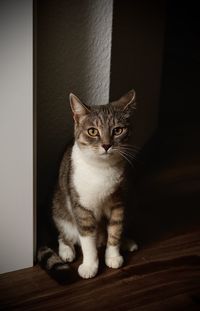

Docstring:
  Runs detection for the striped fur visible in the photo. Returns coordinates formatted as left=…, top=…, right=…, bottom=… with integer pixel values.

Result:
left=38, top=90, right=138, bottom=279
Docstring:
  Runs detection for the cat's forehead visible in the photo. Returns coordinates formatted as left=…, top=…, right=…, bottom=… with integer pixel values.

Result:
left=86, top=104, right=125, bottom=125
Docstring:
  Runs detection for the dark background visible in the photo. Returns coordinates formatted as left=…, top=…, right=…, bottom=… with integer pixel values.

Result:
left=37, top=0, right=200, bottom=248
left=160, top=0, right=200, bottom=129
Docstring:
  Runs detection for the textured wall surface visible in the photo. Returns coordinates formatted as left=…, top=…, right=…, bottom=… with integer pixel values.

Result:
left=37, top=0, right=113, bottom=242
left=0, top=0, right=33, bottom=273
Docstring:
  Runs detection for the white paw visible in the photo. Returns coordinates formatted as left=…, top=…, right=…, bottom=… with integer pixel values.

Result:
left=105, top=255, right=124, bottom=269
left=59, top=245, right=75, bottom=262
left=78, top=261, right=99, bottom=279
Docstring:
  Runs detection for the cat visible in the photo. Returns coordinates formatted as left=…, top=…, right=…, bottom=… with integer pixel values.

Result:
left=38, top=90, right=138, bottom=279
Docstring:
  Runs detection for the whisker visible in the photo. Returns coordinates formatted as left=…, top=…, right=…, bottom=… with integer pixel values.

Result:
left=117, top=150, right=134, bottom=168
left=120, top=151, right=136, bottom=160
left=119, top=148, right=141, bottom=163
left=119, top=150, right=135, bottom=160
left=121, top=144, right=141, bottom=152
left=117, top=149, right=139, bottom=170
left=122, top=145, right=142, bottom=152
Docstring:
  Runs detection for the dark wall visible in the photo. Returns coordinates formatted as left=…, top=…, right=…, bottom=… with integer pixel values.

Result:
left=159, top=0, right=200, bottom=130
left=110, top=0, right=166, bottom=147
left=134, top=0, right=200, bottom=243
left=110, top=0, right=200, bottom=243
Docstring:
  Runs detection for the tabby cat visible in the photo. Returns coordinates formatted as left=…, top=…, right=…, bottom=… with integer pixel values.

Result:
left=38, top=90, right=138, bottom=279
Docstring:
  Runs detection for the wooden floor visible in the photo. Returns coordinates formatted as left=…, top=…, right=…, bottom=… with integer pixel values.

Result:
left=0, top=229, right=200, bottom=311
left=1, top=127, right=200, bottom=311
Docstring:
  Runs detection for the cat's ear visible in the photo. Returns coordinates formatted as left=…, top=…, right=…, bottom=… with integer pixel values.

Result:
left=69, top=93, right=90, bottom=123
left=112, top=89, right=136, bottom=111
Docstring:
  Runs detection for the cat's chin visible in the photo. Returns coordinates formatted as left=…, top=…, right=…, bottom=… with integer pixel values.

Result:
left=98, top=151, right=117, bottom=159
left=100, top=152, right=112, bottom=158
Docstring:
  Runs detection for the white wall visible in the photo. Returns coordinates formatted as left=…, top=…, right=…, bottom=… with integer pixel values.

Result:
left=0, top=0, right=33, bottom=273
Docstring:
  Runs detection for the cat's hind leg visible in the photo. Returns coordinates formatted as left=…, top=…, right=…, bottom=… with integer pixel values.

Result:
left=58, top=237, right=76, bottom=263
left=55, top=218, right=78, bottom=263
left=122, top=238, right=138, bottom=252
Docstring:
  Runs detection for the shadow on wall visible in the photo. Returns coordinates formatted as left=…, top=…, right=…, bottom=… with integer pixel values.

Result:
left=110, top=0, right=165, bottom=149
left=122, top=0, right=200, bottom=245
left=109, top=0, right=166, bottom=244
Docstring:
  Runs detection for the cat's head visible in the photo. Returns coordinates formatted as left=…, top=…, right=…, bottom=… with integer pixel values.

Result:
left=69, top=90, right=136, bottom=164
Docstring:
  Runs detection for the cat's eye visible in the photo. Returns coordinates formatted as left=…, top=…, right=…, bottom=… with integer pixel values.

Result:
left=113, top=127, right=124, bottom=136
left=87, top=128, right=99, bottom=137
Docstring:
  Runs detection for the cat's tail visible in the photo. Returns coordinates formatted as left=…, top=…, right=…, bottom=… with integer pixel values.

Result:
left=38, top=246, right=69, bottom=270
left=37, top=247, right=75, bottom=283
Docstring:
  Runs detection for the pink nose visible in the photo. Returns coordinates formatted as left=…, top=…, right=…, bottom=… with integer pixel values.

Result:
left=102, top=144, right=112, bottom=152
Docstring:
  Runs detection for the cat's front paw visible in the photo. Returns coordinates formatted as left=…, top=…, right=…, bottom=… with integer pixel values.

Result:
left=105, top=255, right=124, bottom=269
left=78, top=261, right=99, bottom=279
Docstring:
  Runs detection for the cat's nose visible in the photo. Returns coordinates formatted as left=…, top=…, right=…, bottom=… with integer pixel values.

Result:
left=102, top=144, right=112, bottom=152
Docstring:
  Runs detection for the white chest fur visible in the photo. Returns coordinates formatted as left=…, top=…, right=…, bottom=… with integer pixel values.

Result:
left=71, top=144, right=123, bottom=217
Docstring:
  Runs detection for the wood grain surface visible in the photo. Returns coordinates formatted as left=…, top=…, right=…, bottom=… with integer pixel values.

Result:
left=0, top=229, right=199, bottom=311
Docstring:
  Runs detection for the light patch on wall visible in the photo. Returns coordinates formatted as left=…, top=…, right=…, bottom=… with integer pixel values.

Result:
left=84, top=0, right=113, bottom=105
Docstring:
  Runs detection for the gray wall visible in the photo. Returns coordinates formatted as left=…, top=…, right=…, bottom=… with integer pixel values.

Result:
left=0, top=0, right=33, bottom=273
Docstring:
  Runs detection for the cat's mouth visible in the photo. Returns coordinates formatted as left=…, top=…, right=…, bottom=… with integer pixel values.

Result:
left=99, top=150, right=114, bottom=158
left=100, top=152, right=111, bottom=157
